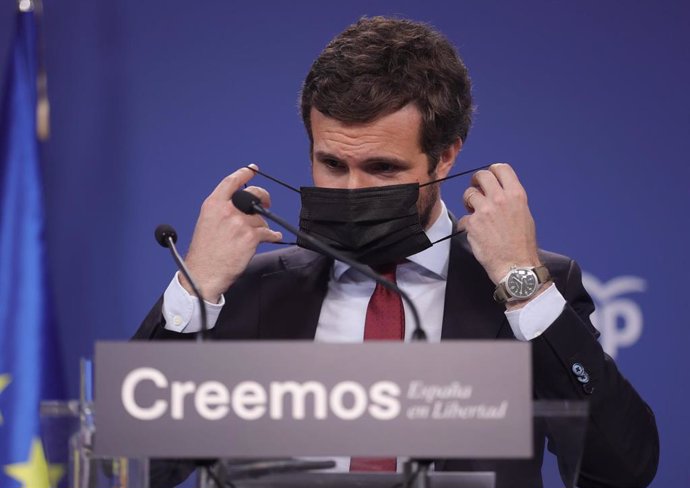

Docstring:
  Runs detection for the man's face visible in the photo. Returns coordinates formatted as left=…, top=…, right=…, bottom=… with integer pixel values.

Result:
left=310, top=104, right=457, bottom=229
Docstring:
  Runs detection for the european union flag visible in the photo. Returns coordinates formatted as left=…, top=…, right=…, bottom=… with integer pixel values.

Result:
left=0, top=4, right=66, bottom=488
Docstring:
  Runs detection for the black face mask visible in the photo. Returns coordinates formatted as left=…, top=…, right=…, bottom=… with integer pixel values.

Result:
left=298, top=183, right=431, bottom=266
left=246, top=164, right=489, bottom=265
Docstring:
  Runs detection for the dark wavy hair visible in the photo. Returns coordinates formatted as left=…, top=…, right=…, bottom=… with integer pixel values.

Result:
left=300, top=16, right=474, bottom=172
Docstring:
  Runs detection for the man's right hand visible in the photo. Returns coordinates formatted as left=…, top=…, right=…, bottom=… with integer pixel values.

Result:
left=179, top=165, right=282, bottom=303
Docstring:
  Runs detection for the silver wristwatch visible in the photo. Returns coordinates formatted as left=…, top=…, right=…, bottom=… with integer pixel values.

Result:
left=493, top=265, right=551, bottom=303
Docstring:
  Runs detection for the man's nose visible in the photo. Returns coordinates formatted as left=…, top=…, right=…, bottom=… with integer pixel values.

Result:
left=345, top=172, right=371, bottom=189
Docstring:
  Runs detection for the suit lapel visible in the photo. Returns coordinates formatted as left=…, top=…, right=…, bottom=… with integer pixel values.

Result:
left=441, top=233, right=509, bottom=339
left=258, top=248, right=332, bottom=340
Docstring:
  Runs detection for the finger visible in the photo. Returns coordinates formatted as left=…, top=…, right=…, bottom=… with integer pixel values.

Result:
left=462, top=186, right=485, bottom=212
left=246, top=214, right=270, bottom=229
left=256, top=227, right=283, bottom=243
left=471, top=169, right=502, bottom=196
left=489, top=163, right=522, bottom=192
left=210, top=164, right=259, bottom=201
left=244, top=185, right=272, bottom=208
left=456, top=215, right=469, bottom=232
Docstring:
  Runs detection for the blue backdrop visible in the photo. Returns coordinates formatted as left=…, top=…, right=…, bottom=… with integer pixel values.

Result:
left=0, top=1, right=687, bottom=486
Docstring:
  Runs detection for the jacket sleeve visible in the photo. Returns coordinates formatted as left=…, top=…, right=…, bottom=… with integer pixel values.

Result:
left=131, top=296, right=197, bottom=341
left=533, top=258, right=659, bottom=487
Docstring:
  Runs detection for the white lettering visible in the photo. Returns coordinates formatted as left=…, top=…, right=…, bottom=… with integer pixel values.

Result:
left=231, top=381, right=267, bottom=420
left=269, top=381, right=328, bottom=420
left=170, top=381, right=196, bottom=420
left=120, top=372, right=404, bottom=422
left=121, top=367, right=168, bottom=420
left=406, top=381, right=472, bottom=402
left=195, top=381, right=230, bottom=420
left=368, top=381, right=401, bottom=420
left=329, top=381, right=367, bottom=420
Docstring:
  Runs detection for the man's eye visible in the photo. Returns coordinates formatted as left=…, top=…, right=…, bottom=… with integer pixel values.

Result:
left=323, top=160, right=344, bottom=171
left=370, top=162, right=399, bottom=174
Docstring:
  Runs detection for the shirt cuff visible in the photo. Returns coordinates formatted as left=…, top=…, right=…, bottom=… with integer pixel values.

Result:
left=162, top=271, right=225, bottom=333
left=504, top=283, right=566, bottom=341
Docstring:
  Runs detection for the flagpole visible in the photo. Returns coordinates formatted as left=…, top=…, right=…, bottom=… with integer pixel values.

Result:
left=17, top=0, right=50, bottom=141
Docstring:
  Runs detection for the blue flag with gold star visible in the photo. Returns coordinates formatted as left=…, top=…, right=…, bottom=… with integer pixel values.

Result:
left=0, top=5, right=66, bottom=488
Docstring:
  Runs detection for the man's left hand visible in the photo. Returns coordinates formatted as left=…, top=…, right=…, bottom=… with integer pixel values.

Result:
left=457, top=163, right=541, bottom=286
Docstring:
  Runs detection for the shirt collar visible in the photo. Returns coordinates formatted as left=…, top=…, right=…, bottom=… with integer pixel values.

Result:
left=332, top=200, right=453, bottom=281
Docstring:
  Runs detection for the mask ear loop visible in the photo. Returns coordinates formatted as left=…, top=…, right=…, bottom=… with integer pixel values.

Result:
left=243, top=163, right=491, bottom=246
left=247, top=162, right=491, bottom=191
left=242, top=165, right=300, bottom=245
left=419, top=163, right=491, bottom=187
left=430, top=230, right=464, bottom=245
left=245, top=165, right=302, bottom=193
left=421, top=163, right=492, bottom=245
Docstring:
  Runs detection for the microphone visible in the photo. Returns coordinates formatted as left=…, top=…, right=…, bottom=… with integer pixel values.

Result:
left=154, top=224, right=208, bottom=341
left=231, top=189, right=261, bottom=215
left=154, top=224, right=178, bottom=247
left=231, top=190, right=427, bottom=341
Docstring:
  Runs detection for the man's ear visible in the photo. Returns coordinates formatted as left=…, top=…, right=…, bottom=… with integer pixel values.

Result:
left=435, top=138, right=462, bottom=178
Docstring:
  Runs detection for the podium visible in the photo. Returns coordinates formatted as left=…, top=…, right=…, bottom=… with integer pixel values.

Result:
left=40, top=342, right=589, bottom=488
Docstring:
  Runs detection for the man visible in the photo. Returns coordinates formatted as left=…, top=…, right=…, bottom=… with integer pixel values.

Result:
left=135, top=17, right=659, bottom=488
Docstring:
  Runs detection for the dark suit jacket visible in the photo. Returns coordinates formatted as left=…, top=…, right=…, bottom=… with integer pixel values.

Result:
left=134, top=232, right=659, bottom=488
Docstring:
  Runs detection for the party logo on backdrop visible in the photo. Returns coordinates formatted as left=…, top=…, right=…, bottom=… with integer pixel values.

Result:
left=582, top=272, right=646, bottom=358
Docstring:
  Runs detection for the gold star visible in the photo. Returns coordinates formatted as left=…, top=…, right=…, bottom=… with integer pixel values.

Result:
left=4, top=437, right=65, bottom=488
left=0, top=374, right=10, bottom=425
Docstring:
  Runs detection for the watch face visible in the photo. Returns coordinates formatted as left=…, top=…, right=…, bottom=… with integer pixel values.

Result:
left=506, top=268, right=538, bottom=298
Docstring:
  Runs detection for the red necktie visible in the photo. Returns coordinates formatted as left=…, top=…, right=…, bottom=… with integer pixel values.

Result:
left=363, top=263, right=405, bottom=341
left=350, top=263, right=403, bottom=472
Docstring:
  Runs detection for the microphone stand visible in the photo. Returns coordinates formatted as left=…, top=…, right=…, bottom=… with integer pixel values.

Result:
left=155, top=224, right=209, bottom=342
left=163, top=236, right=208, bottom=342
left=404, top=459, right=433, bottom=488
